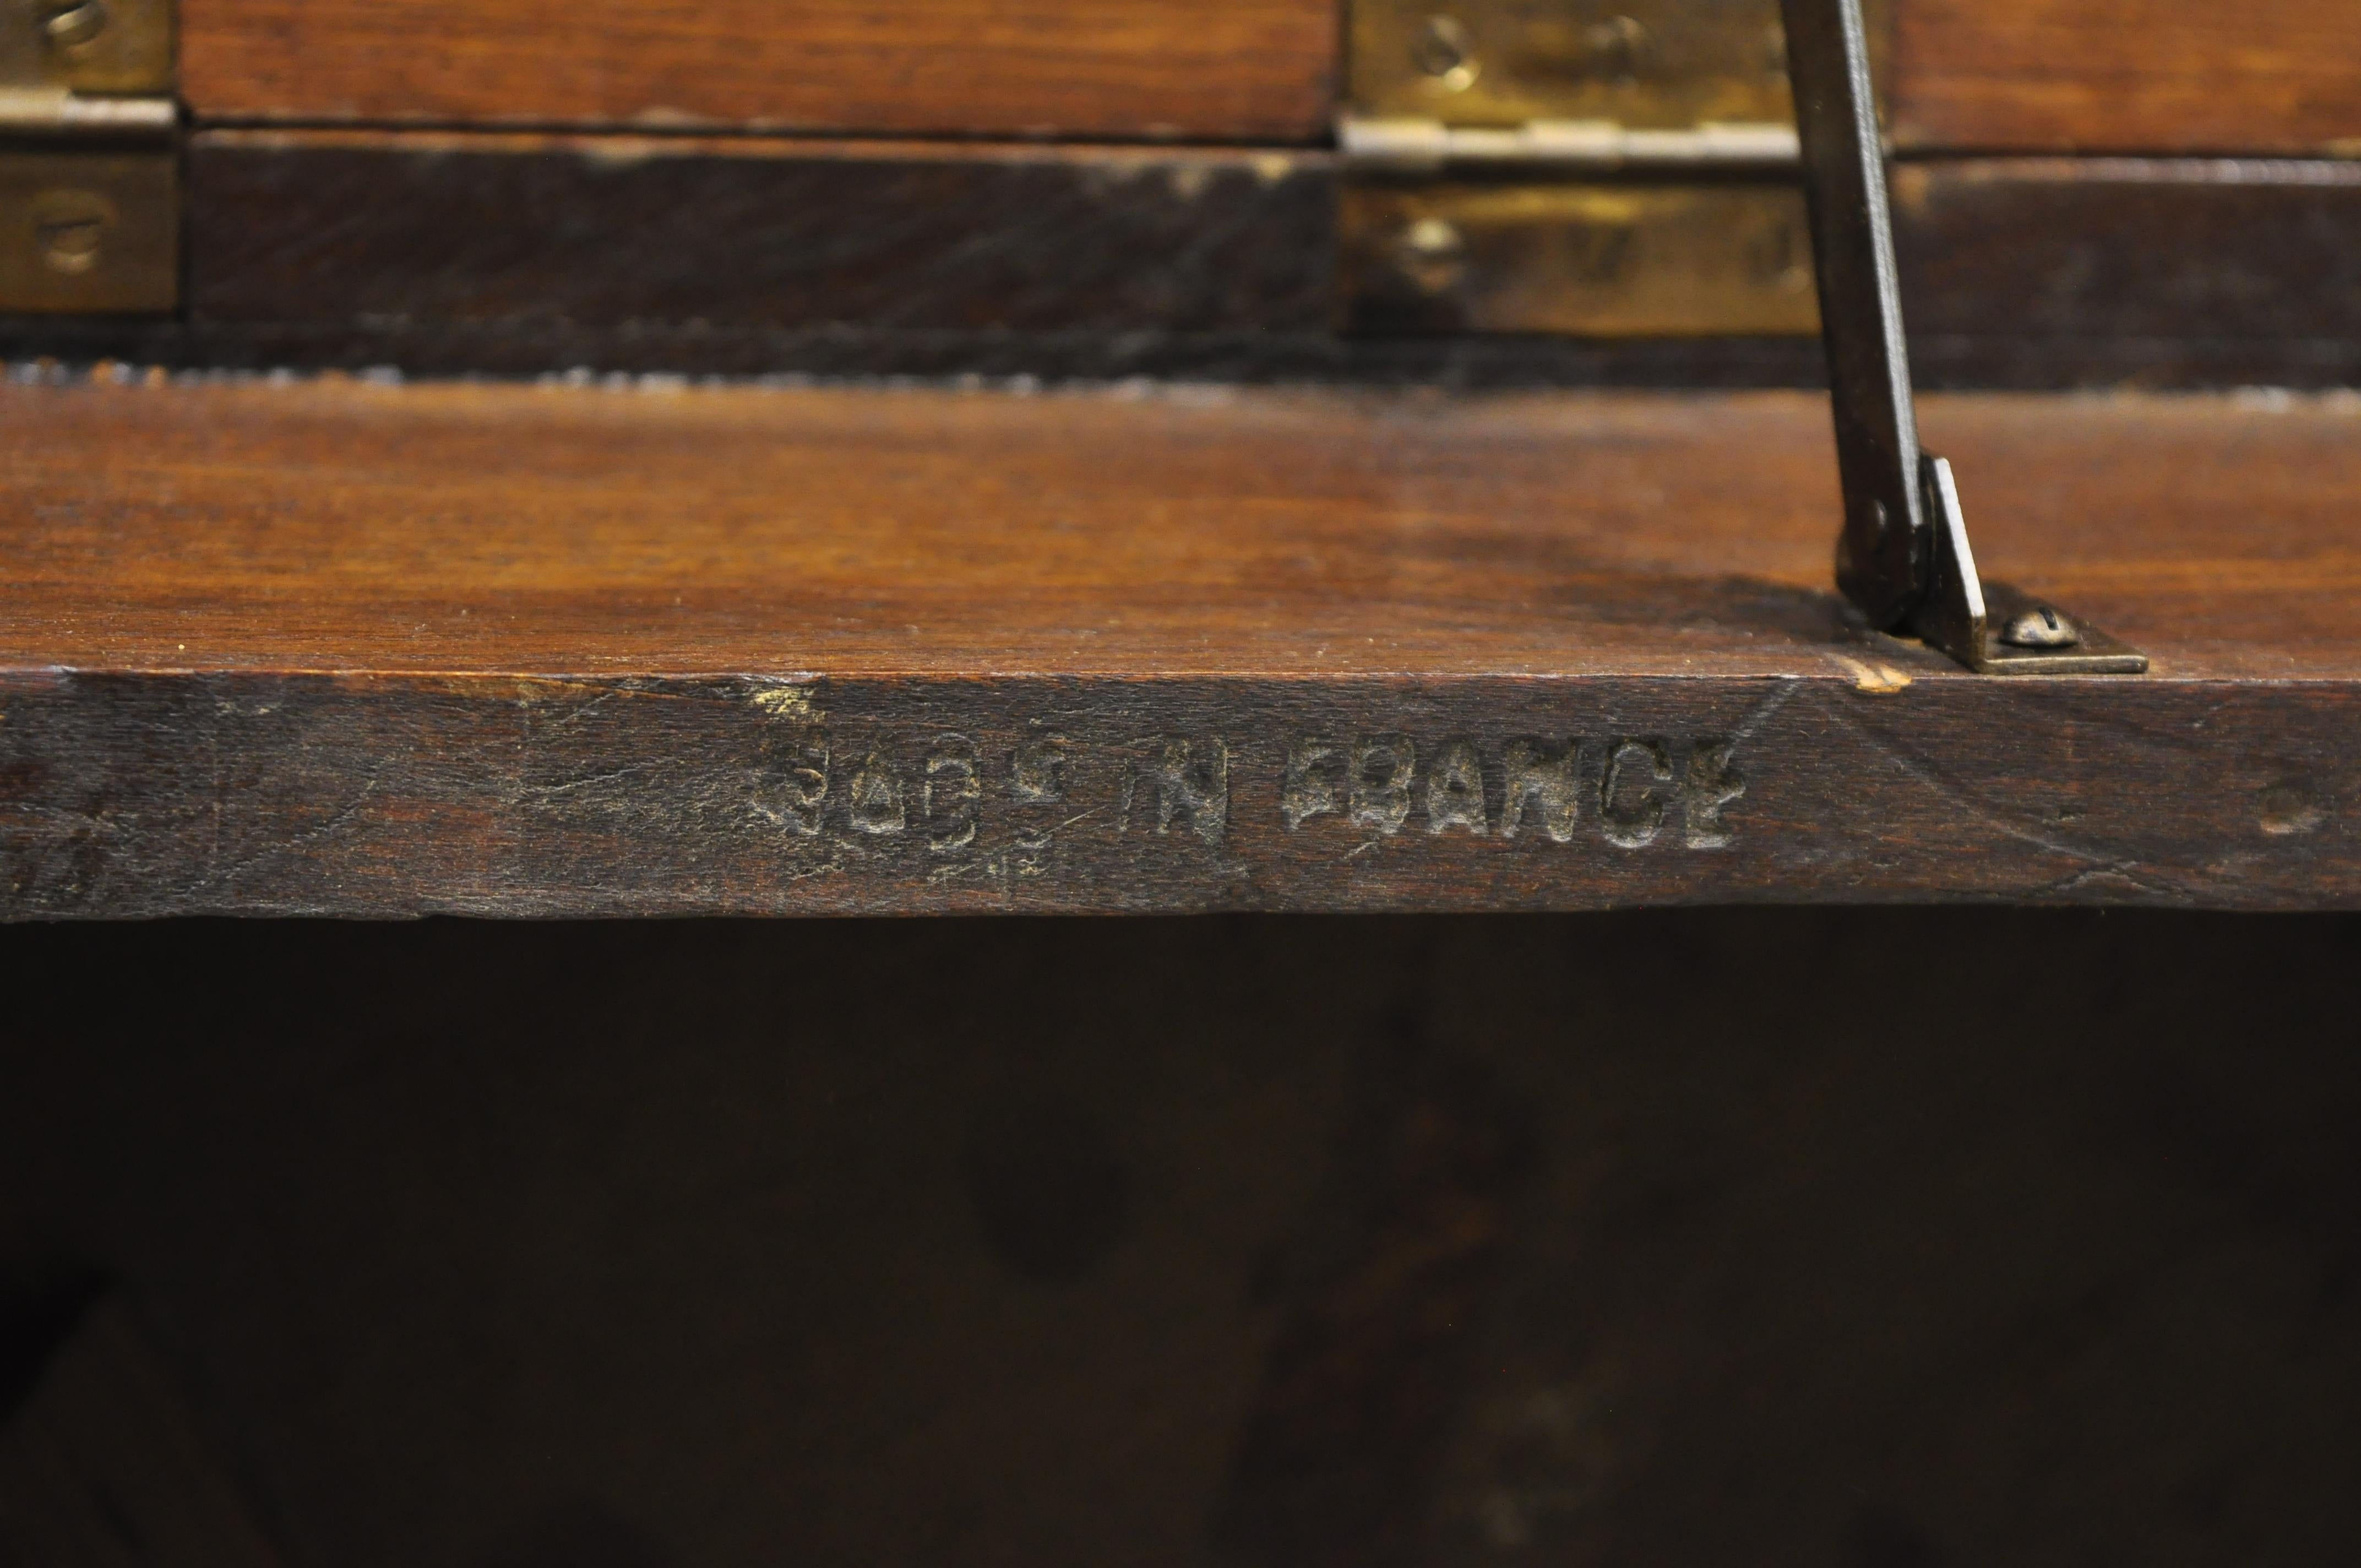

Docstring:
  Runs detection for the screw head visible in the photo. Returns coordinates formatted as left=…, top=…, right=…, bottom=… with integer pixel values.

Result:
left=42, top=0, right=112, bottom=52
left=2001, top=605, right=2082, bottom=649
left=1394, top=216, right=1468, bottom=296
left=1583, top=15, right=1650, bottom=84
left=33, top=190, right=113, bottom=276
left=1411, top=15, right=1479, bottom=93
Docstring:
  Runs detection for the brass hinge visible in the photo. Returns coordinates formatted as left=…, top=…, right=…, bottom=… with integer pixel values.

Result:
left=1, top=0, right=178, bottom=315
left=1340, top=117, right=1800, bottom=170
left=1340, top=0, right=1887, bottom=337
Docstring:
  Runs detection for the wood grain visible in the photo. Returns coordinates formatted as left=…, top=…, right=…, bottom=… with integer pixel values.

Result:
left=175, top=1, right=2355, bottom=153
left=1, top=379, right=2356, bottom=915
left=1893, top=0, right=2361, bottom=154
left=186, top=132, right=1335, bottom=337
left=1896, top=157, right=2361, bottom=342
left=177, top=0, right=1339, bottom=141
left=145, top=134, right=2361, bottom=388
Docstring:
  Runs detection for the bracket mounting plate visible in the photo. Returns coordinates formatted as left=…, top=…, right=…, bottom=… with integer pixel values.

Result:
left=1908, top=456, right=2149, bottom=676
left=1781, top=0, right=2147, bottom=676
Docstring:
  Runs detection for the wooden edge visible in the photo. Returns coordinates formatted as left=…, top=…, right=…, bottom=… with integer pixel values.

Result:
left=1, top=377, right=2352, bottom=915
left=188, top=127, right=1341, bottom=168
left=1894, top=157, right=2361, bottom=341
left=8, top=135, right=2361, bottom=385
left=177, top=0, right=1342, bottom=143
left=43, top=138, right=2330, bottom=385
left=182, top=132, right=1339, bottom=339
left=3, top=671, right=2354, bottom=917
left=177, top=0, right=2352, bottom=155
left=13, top=326, right=2361, bottom=395
left=1890, top=0, right=2361, bottom=156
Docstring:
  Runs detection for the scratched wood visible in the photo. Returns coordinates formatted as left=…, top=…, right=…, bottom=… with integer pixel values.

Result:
left=1892, top=0, right=2361, bottom=154
left=177, top=0, right=1339, bottom=141
left=1, top=379, right=2355, bottom=916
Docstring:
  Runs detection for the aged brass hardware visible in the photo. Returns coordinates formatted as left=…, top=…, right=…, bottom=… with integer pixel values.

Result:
left=1340, top=115, right=1799, bottom=170
left=0, top=148, right=175, bottom=312
left=1, top=0, right=177, bottom=313
left=1351, top=0, right=1890, bottom=133
left=1340, top=1, right=1889, bottom=339
left=0, top=0, right=174, bottom=97
left=1783, top=0, right=2143, bottom=674
left=1340, top=179, right=1819, bottom=336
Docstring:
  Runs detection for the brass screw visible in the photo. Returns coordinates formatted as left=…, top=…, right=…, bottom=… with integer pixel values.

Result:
left=2001, top=605, right=2082, bottom=649
left=1584, top=15, right=1650, bottom=85
left=1412, top=15, right=1479, bottom=94
left=1395, top=216, right=1467, bottom=296
left=34, top=192, right=112, bottom=275
left=42, top=0, right=112, bottom=52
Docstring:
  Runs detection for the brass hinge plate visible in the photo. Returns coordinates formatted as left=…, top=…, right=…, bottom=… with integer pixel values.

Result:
left=2, top=4, right=178, bottom=313
left=1340, top=115, right=1800, bottom=171
left=1341, top=179, right=1819, bottom=336
left=1, top=0, right=174, bottom=97
left=1342, top=0, right=1889, bottom=339
left=0, top=84, right=174, bottom=132
left=1, top=148, right=177, bottom=313
left=1350, top=0, right=1889, bottom=131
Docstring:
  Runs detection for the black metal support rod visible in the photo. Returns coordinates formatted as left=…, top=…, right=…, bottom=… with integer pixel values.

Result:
left=1781, top=0, right=1925, bottom=630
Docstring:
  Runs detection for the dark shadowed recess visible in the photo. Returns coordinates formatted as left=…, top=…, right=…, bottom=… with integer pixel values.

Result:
left=10, top=147, right=2361, bottom=390
left=2, top=910, right=2358, bottom=1567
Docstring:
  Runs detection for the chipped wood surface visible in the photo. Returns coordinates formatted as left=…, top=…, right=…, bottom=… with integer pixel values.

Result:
left=2, top=379, right=2355, bottom=916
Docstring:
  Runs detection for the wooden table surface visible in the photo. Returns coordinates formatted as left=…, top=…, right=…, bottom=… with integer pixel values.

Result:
left=173, top=0, right=2361, bottom=154
left=3, top=377, right=2354, bottom=915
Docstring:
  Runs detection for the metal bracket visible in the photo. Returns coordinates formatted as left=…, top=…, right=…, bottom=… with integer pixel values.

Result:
left=1, top=0, right=175, bottom=97
left=1339, top=179, right=1823, bottom=337
left=1348, top=0, right=1892, bottom=133
left=1780, top=0, right=2146, bottom=675
left=0, top=0, right=178, bottom=315
left=1339, top=116, right=1800, bottom=171
left=1911, top=456, right=2148, bottom=675
left=1338, top=0, right=1893, bottom=340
